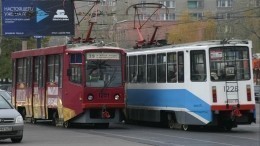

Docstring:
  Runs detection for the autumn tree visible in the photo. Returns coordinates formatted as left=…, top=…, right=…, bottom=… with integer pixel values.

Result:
left=167, top=11, right=216, bottom=44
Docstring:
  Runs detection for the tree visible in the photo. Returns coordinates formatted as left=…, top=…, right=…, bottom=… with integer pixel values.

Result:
left=234, top=7, right=260, bottom=53
left=0, top=37, right=50, bottom=79
left=167, top=11, right=217, bottom=44
left=0, top=38, right=21, bottom=79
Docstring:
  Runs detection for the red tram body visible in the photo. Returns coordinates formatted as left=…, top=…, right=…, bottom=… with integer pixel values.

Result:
left=11, top=44, right=126, bottom=128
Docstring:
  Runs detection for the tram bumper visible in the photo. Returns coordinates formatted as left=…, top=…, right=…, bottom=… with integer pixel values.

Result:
left=70, top=109, right=121, bottom=124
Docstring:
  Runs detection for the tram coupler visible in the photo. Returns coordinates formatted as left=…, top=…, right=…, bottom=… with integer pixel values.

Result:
left=101, top=106, right=110, bottom=119
left=102, top=110, right=110, bottom=119
left=231, top=106, right=242, bottom=120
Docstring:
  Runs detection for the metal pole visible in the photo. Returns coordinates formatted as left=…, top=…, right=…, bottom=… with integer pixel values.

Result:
left=37, top=38, right=41, bottom=48
left=22, top=41, right=28, bottom=50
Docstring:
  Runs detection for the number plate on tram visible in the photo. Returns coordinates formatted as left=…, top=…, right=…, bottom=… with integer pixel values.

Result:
left=99, top=93, right=109, bottom=98
left=226, top=99, right=239, bottom=104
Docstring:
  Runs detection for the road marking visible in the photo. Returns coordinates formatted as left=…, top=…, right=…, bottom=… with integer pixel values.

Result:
left=91, top=130, right=240, bottom=146
left=90, top=130, right=184, bottom=146
left=153, top=132, right=240, bottom=146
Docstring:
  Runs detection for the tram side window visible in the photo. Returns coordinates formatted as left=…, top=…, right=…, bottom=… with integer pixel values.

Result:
left=26, top=58, right=33, bottom=87
left=129, top=56, right=137, bottom=83
left=157, top=53, right=166, bottom=83
left=33, top=56, right=44, bottom=87
left=167, top=52, right=177, bottom=83
left=47, top=55, right=62, bottom=86
left=69, top=54, right=82, bottom=84
left=126, top=57, right=128, bottom=82
left=190, top=50, right=206, bottom=82
left=39, top=56, right=45, bottom=87
left=178, top=52, right=184, bottom=82
left=17, top=58, right=27, bottom=83
left=147, top=54, right=156, bottom=83
left=137, top=55, right=146, bottom=83
left=34, top=57, right=39, bottom=84
left=12, top=61, right=15, bottom=87
left=47, top=55, right=54, bottom=82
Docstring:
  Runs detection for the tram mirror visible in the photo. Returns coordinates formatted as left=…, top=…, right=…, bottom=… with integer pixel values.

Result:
left=67, top=69, right=72, bottom=76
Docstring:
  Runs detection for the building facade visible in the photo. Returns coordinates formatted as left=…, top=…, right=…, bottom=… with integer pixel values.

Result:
left=74, top=0, right=259, bottom=50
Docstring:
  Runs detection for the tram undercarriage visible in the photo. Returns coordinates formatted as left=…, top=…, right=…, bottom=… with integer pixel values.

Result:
left=126, top=108, right=256, bottom=131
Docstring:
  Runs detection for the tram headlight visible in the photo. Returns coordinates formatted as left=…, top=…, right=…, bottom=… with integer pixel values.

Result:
left=87, top=94, right=94, bottom=101
left=114, top=94, right=120, bottom=100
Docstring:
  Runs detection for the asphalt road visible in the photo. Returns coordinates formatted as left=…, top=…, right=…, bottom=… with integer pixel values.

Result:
left=0, top=104, right=259, bottom=146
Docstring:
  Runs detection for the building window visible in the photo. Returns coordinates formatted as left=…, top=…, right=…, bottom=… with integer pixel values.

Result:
left=188, top=1, right=203, bottom=9
left=217, top=0, right=233, bottom=7
left=217, top=25, right=233, bottom=34
left=189, top=13, right=203, bottom=20
left=159, top=1, right=175, bottom=8
left=216, top=13, right=232, bottom=20
left=249, top=0, right=260, bottom=7
left=100, top=0, right=116, bottom=6
left=160, top=13, right=175, bottom=20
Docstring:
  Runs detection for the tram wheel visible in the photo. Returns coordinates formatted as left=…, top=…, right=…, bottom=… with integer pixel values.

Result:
left=63, top=121, right=70, bottom=128
left=31, top=118, right=37, bottom=124
left=223, top=125, right=232, bottom=132
left=181, top=124, right=189, bottom=131
left=168, top=119, right=175, bottom=129
left=52, top=112, right=59, bottom=126
left=167, top=113, right=177, bottom=129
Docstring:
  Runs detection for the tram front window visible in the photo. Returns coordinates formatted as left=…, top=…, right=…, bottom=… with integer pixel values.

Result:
left=209, top=46, right=250, bottom=81
left=85, top=52, right=122, bottom=87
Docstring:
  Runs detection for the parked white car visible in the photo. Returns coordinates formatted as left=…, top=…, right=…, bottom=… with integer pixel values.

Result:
left=0, top=95, right=23, bottom=143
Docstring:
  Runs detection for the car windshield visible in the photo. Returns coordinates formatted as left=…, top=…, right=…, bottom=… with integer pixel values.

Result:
left=0, top=95, right=12, bottom=109
left=0, top=90, right=11, bottom=100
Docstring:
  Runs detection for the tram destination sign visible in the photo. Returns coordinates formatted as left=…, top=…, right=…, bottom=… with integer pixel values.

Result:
left=86, top=53, right=120, bottom=60
left=1, top=0, right=74, bottom=37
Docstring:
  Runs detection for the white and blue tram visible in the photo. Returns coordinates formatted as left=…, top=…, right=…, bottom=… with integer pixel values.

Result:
left=125, top=39, right=256, bottom=131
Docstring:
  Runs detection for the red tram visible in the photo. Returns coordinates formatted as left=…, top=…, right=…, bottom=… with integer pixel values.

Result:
left=11, top=44, right=126, bottom=128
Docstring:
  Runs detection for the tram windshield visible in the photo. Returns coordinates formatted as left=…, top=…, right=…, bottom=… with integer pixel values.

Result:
left=209, top=46, right=250, bottom=81
left=85, top=52, right=122, bottom=87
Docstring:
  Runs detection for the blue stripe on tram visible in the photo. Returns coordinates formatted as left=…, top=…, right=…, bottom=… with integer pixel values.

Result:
left=127, top=89, right=212, bottom=122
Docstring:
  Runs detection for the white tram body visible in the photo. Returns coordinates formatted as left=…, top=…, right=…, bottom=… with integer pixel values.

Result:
left=125, top=40, right=256, bottom=130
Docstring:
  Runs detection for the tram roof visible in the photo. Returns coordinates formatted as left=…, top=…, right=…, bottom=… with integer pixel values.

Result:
left=66, top=43, right=124, bottom=52
left=12, top=43, right=125, bottom=58
left=126, top=39, right=251, bottom=54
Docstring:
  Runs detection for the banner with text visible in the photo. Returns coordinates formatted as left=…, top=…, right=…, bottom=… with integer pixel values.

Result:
left=2, top=0, right=75, bottom=37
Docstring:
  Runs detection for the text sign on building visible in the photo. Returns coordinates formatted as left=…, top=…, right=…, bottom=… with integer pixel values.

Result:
left=2, top=0, right=75, bottom=37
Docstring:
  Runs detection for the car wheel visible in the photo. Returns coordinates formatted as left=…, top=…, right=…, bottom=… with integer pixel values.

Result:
left=182, top=124, right=189, bottom=131
left=11, top=136, right=23, bottom=143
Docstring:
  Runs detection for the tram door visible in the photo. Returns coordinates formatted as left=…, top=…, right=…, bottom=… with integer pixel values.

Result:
left=32, top=56, right=46, bottom=119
